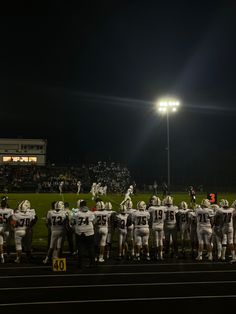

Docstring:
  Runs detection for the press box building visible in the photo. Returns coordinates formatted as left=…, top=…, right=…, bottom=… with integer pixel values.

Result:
left=0, top=138, right=47, bottom=166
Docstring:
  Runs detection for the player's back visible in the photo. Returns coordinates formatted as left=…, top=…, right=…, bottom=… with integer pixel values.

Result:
left=195, top=207, right=214, bottom=228
left=48, top=209, right=68, bottom=231
left=94, top=210, right=111, bottom=229
left=216, top=207, right=234, bottom=228
left=148, top=205, right=165, bottom=228
left=132, top=210, right=150, bottom=229
left=0, top=207, right=14, bottom=227
left=164, top=206, right=178, bottom=227
left=13, top=211, right=34, bottom=231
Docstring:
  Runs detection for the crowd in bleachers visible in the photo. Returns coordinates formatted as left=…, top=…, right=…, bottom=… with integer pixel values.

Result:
left=0, top=161, right=131, bottom=194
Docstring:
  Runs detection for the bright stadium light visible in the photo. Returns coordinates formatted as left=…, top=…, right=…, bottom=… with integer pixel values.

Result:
left=156, top=97, right=181, bottom=189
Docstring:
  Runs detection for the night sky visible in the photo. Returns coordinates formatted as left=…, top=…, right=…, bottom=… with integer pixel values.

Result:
left=1, top=1, right=236, bottom=187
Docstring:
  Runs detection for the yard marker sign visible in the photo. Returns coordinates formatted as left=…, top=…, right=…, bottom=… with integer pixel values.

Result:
left=52, top=258, right=67, bottom=272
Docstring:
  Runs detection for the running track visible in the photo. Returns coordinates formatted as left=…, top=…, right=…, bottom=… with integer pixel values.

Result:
left=0, top=256, right=235, bottom=313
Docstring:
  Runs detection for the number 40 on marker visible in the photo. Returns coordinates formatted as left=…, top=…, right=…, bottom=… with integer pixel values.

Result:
left=52, top=258, right=66, bottom=271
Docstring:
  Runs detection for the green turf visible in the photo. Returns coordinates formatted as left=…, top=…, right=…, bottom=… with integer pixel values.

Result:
left=5, top=192, right=236, bottom=249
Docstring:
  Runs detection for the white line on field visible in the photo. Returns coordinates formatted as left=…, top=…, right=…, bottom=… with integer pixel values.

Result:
left=1, top=280, right=236, bottom=291
left=1, top=295, right=236, bottom=306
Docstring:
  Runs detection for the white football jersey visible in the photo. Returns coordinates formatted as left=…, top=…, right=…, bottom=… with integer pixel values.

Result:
left=12, top=211, right=35, bottom=231
left=132, top=210, right=150, bottom=229
left=0, top=207, right=14, bottom=227
left=73, top=209, right=95, bottom=236
left=47, top=209, right=68, bottom=231
left=148, top=205, right=165, bottom=228
left=195, top=207, right=214, bottom=228
left=94, top=210, right=112, bottom=229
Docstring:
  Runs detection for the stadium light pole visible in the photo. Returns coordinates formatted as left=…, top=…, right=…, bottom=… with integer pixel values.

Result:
left=156, top=98, right=180, bottom=189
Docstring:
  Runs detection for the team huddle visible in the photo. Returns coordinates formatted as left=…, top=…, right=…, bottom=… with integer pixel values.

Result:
left=1, top=194, right=236, bottom=264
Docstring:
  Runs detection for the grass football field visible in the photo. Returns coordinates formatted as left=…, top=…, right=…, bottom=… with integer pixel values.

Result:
left=4, top=191, right=236, bottom=251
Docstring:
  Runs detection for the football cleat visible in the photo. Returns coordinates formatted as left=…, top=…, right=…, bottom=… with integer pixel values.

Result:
left=14, top=257, right=21, bottom=263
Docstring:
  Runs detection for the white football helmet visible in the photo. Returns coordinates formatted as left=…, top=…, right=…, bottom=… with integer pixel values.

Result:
left=54, top=201, right=65, bottom=211
left=137, top=201, right=146, bottom=211
left=150, top=195, right=161, bottom=206
left=219, top=199, right=229, bottom=208
left=180, top=201, right=188, bottom=210
left=105, top=202, right=113, bottom=210
left=120, top=204, right=127, bottom=213
left=18, top=200, right=31, bottom=213
left=165, top=195, right=173, bottom=206
left=201, top=199, right=211, bottom=208
left=125, top=198, right=133, bottom=209
left=210, top=204, right=219, bottom=212
left=96, top=201, right=105, bottom=211
left=231, top=200, right=236, bottom=208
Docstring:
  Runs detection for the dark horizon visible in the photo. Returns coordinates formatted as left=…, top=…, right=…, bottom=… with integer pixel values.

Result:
left=1, top=1, right=236, bottom=188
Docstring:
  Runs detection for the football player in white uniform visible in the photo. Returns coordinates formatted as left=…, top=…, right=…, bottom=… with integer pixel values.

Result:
left=116, top=204, right=129, bottom=260
left=76, top=181, right=81, bottom=194
left=132, top=201, right=150, bottom=261
left=211, top=204, right=222, bottom=260
left=43, top=201, right=69, bottom=264
left=72, top=200, right=95, bottom=268
left=163, top=196, right=179, bottom=258
left=90, top=182, right=97, bottom=201
left=0, top=199, right=14, bottom=263
left=11, top=200, right=36, bottom=263
left=188, top=204, right=198, bottom=258
left=94, top=201, right=112, bottom=262
left=177, top=201, right=191, bottom=257
left=215, top=199, right=235, bottom=261
left=194, top=199, right=214, bottom=261
left=59, top=181, right=64, bottom=195
left=231, top=200, right=236, bottom=256
left=120, top=185, right=134, bottom=205
left=148, top=196, right=165, bottom=260
left=104, top=202, right=116, bottom=259
left=19, top=200, right=37, bottom=261
left=125, top=198, right=136, bottom=259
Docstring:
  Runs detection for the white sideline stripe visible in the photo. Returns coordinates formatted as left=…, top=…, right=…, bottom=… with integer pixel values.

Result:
left=0, top=261, right=228, bottom=271
left=1, top=280, right=236, bottom=291
left=1, top=295, right=236, bottom=306
left=0, top=266, right=51, bottom=270
left=98, top=261, right=228, bottom=267
left=0, top=269, right=236, bottom=279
